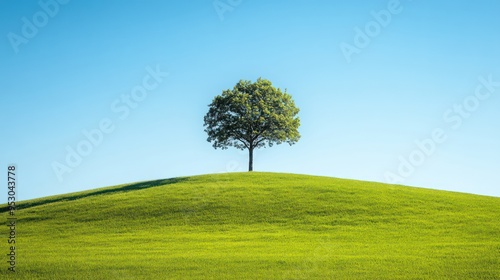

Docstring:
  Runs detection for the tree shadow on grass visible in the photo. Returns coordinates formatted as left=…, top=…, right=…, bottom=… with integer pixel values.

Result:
left=1, top=177, right=188, bottom=213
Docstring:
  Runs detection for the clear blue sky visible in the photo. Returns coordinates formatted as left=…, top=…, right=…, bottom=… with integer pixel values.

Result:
left=1, top=0, right=499, bottom=200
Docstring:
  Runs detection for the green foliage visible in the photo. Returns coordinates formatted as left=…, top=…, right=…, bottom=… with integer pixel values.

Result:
left=204, top=78, right=300, bottom=170
left=1, top=173, right=499, bottom=279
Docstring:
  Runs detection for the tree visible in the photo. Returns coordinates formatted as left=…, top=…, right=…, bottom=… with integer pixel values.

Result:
left=204, top=78, right=300, bottom=171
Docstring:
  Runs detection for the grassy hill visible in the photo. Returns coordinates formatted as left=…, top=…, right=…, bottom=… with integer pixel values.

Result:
left=2, top=172, right=499, bottom=279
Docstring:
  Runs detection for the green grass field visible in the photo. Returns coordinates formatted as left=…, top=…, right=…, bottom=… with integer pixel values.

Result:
left=2, top=172, right=499, bottom=279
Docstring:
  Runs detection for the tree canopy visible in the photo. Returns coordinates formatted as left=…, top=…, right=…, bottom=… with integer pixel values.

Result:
left=204, top=78, right=300, bottom=171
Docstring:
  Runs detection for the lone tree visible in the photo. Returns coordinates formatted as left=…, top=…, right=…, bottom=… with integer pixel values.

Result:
left=204, top=78, right=300, bottom=171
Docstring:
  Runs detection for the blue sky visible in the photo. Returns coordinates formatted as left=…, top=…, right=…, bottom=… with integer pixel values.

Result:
left=1, top=0, right=499, bottom=200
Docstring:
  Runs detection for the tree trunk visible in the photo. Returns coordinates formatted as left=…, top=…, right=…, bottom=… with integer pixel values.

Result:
left=248, top=147, right=253, bottom=171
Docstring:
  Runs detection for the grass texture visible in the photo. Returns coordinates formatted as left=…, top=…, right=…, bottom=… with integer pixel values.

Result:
left=1, top=172, right=499, bottom=279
